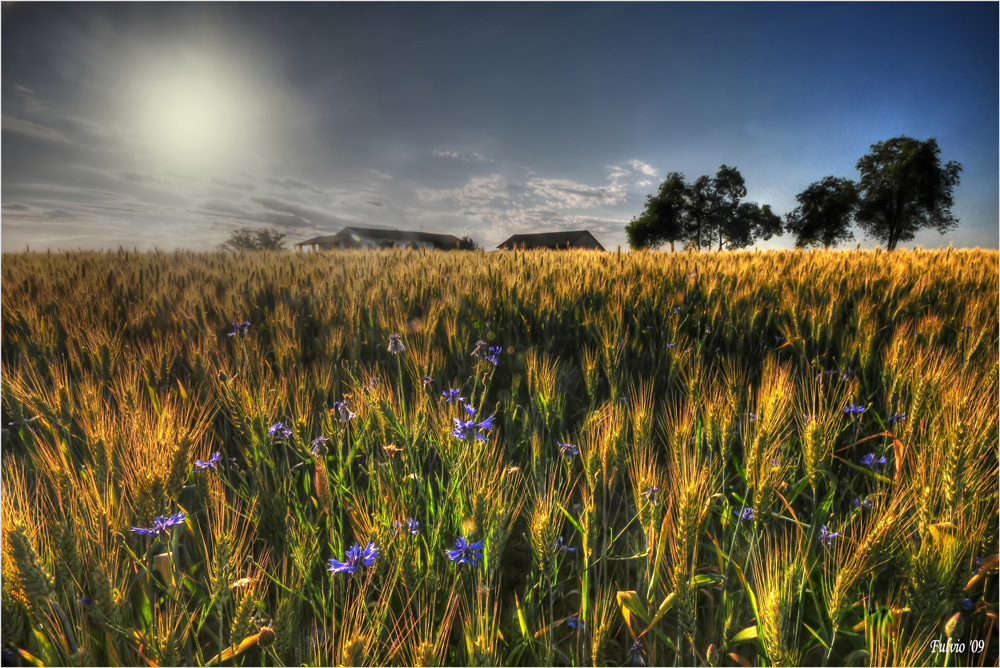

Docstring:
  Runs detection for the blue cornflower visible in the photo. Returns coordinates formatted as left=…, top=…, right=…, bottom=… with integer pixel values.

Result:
left=268, top=422, right=292, bottom=440
left=861, top=453, right=887, bottom=469
left=672, top=306, right=682, bottom=314
left=555, top=536, right=575, bottom=553
left=844, top=404, right=866, bottom=415
left=888, top=412, right=907, bottom=424
left=972, top=556, right=983, bottom=576
left=78, top=597, right=95, bottom=609
left=451, top=405, right=495, bottom=441
left=442, top=388, right=465, bottom=404
left=960, top=598, right=974, bottom=612
left=446, top=536, right=484, bottom=568
left=775, top=335, right=785, bottom=344
left=227, top=320, right=251, bottom=337
left=311, top=436, right=330, bottom=456
left=819, top=524, right=839, bottom=548
left=736, top=507, right=754, bottom=521
left=640, top=486, right=660, bottom=505
left=840, top=368, right=854, bottom=380
left=852, top=497, right=873, bottom=510
left=557, top=441, right=579, bottom=457
left=194, top=451, right=223, bottom=472
left=422, top=375, right=434, bottom=386
left=746, top=412, right=757, bottom=423
left=132, top=512, right=187, bottom=537
left=387, top=333, right=405, bottom=354
left=566, top=615, right=585, bottom=630
left=630, top=639, right=646, bottom=666
left=666, top=342, right=676, bottom=348
left=333, top=400, right=356, bottom=422
left=328, top=541, right=379, bottom=575
left=486, top=346, right=503, bottom=365
left=392, top=518, right=420, bottom=536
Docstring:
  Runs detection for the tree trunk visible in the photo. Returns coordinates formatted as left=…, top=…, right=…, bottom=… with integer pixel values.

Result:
left=670, top=241, right=675, bottom=252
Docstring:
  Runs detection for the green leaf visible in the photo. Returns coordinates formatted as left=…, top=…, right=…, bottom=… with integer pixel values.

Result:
left=731, top=626, right=759, bottom=644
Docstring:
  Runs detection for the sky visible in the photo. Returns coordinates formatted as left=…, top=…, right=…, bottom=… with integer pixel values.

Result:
left=2, top=2, right=997, bottom=252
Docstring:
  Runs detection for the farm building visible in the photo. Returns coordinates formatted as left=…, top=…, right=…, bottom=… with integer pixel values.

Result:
left=295, top=227, right=464, bottom=251
left=496, top=230, right=606, bottom=251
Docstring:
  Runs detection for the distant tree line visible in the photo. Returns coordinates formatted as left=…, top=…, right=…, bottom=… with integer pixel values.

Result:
left=627, top=136, right=962, bottom=251
left=219, top=228, right=481, bottom=251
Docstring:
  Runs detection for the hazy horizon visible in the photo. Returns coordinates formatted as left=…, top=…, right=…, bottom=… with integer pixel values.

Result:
left=3, top=2, right=997, bottom=252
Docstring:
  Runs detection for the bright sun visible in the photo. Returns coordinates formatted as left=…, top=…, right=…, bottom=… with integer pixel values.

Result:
left=139, top=73, right=243, bottom=171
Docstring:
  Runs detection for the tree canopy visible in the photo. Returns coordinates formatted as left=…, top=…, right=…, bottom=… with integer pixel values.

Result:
left=626, top=166, right=782, bottom=251
left=218, top=227, right=287, bottom=252
left=784, top=176, right=859, bottom=249
left=854, top=136, right=962, bottom=250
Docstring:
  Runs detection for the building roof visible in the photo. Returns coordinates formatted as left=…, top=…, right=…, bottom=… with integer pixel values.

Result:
left=296, top=227, right=464, bottom=249
left=496, top=230, right=606, bottom=251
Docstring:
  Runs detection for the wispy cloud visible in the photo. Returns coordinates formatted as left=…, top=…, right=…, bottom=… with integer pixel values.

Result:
left=628, top=159, right=658, bottom=177
left=265, top=176, right=325, bottom=194
left=433, top=149, right=489, bottom=162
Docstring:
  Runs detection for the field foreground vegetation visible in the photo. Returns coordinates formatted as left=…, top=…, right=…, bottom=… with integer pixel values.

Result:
left=1, top=248, right=997, bottom=667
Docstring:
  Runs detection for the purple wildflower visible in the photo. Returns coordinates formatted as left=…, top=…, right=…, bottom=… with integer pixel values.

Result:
left=446, top=536, right=483, bottom=567
left=387, top=333, right=405, bottom=354
left=227, top=320, right=251, bottom=337
left=311, top=436, right=330, bottom=456
left=333, top=400, right=356, bottom=422
left=268, top=422, right=292, bottom=440
left=132, top=512, right=186, bottom=537
left=737, top=507, right=754, bottom=521
left=630, top=639, right=646, bottom=666
left=328, top=541, right=379, bottom=575
left=819, top=524, right=839, bottom=548
left=470, top=340, right=488, bottom=358
left=392, top=518, right=420, bottom=536
left=861, top=453, right=887, bottom=469
left=844, top=404, right=866, bottom=415
left=557, top=441, right=579, bottom=457
left=640, top=486, right=660, bottom=505
left=566, top=615, right=584, bottom=630
left=194, top=451, right=223, bottom=472
left=486, top=346, right=503, bottom=365
left=888, top=412, right=907, bottom=424
left=852, top=497, right=873, bottom=510
left=555, top=536, right=575, bottom=553
left=442, top=388, right=465, bottom=404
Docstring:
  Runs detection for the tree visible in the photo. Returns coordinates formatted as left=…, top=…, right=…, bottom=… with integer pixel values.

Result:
left=854, top=136, right=962, bottom=250
left=218, top=227, right=287, bottom=251
left=784, top=176, right=859, bottom=249
left=458, top=236, right=482, bottom=250
left=729, top=202, right=783, bottom=249
left=710, top=165, right=747, bottom=251
left=625, top=172, right=689, bottom=251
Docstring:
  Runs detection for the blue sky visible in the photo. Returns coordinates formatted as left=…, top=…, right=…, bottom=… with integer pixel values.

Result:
left=2, top=2, right=997, bottom=251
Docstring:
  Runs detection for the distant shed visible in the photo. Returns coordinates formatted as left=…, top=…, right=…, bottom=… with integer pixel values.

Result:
left=496, top=230, right=606, bottom=251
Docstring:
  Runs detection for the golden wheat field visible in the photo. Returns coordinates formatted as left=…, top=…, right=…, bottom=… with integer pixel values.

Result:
left=0, top=247, right=997, bottom=667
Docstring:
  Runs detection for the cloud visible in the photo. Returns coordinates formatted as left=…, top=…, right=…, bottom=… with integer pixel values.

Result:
left=628, top=159, right=658, bottom=177
left=1, top=202, right=33, bottom=212
left=418, top=174, right=514, bottom=204
left=45, top=209, right=79, bottom=219
left=636, top=180, right=652, bottom=188
left=2, top=115, right=69, bottom=143
left=526, top=176, right=626, bottom=209
left=119, top=171, right=161, bottom=184
left=366, top=200, right=384, bottom=207
left=211, top=177, right=257, bottom=192
left=607, top=165, right=630, bottom=183
left=249, top=196, right=357, bottom=229
left=265, top=176, right=324, bottom=194
left=433, top=149, right=490, bottom=162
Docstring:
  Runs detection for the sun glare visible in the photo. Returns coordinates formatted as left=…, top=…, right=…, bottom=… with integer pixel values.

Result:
left=139, top=73, right=243, bottom=171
